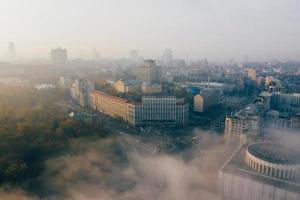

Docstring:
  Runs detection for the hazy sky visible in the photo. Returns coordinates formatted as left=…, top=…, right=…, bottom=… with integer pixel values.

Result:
left=1, top=0, right=300, bottom=61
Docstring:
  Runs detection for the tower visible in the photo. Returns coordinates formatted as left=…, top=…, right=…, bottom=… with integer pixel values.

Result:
left=8, top=42, right=16, bottom=61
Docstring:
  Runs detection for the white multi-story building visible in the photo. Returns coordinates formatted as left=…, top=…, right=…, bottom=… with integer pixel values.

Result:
left=89, top=91, right=189, bottom=127
left=224, top=108, right=260, bottom=145
left=218, top=143, right=300, bottom=200
left=142, top=96, right=177, bottom=122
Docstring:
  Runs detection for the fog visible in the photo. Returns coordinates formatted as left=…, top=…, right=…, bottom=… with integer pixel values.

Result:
left=0, top=130, right=233, bottom=200
left=1, top=0, right=300, bottom=61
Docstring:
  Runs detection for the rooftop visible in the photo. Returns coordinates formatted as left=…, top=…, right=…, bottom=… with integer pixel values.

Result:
left=248, top=143, right=300, bottom=165
left=220, top=145, right=300, bottom=193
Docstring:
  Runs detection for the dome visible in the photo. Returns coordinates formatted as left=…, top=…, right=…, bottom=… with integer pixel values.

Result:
left=245, top=143, right=300, bottom=180
left=248, top=143, right=300, bottom=165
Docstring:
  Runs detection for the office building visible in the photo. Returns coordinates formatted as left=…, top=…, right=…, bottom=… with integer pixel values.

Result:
left=71, top=79, right=94, bottom=107
left=142, top=96, right=189, bottom=126
left=114, top=79, right=141, bottom=93
left=194, top=88, right=220, bottom=112
left=271, top=92, right=300, bottom=112
left=218, top=143, right=300, bottom=200
left=163, top=49, right=173, bottom=67
left=137, top=59, right=162, bottom=83
left=89, top=91, right=189, bottom=127
left=247, top=68, right=256, bottom=81
left=141, top=82, right=162, bottom=94
left=129, top=49, right=138, bottom=61
left=51, top=47, right=68, bottom=64
left=89, top=90, right=128, bottom=121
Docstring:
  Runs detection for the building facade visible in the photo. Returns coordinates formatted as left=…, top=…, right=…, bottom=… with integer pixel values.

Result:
left=218, top=143, right=300, bottom=200
left=88, top=91, right=189, bottom=127
left=137, top=59, right=162, bottom=83
left=89, top=90, right=128, bottom=121
left=71, top=79, right=95, bottom=107
left=194, top=88, right=220, bottom=112
left=51, top=47, right=68, bottom=64
left=224, top=112, right=260, bottom=145
left=114, top=79, right=141, bottom=93
left=141, top=82, right=162, bottom=94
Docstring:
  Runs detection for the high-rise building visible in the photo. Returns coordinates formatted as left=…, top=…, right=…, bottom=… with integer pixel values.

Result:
left=137, top=59, right=162, bottom=83
left=71, top=79, right=94, bottom=107
left=92, top=48, right=100, bottom=60
left=247, top=68, right=257, bottom=81
left=218, top=143, right=300, bottom=200
left=8, top=42, right=16, bottom=61
left=51, top=47, right=68, bottom=64
left=163, top=49, right=173, bottom=66
left=224, top=108, right=260, bottom=145
left=129, top=49, right=138, bottom=61
left=194, top=88, right=220, bottom=112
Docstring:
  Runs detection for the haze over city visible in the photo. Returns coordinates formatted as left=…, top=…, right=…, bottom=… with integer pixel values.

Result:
left=1, top=1, right=300, bottom=200
left=1, top=0, right=300, bottom=61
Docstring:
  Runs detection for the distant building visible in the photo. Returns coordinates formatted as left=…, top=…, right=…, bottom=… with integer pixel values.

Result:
left=71, top=79, right=94, bottom=107
left=137, top=59, right=162, bottom=83
left=7, top=42, right=16, bottom=61
left=51, top=47, right=68, bottom=64
left=271, top=92, right=300, bottom=112
left=265, top=75, right=274, bottom=87
left=141, top=82, right=162, bottom=94
left=114, top=79, right=141, bottom=93
left=194, top=88, right=220, bottom=112
left=129, top=49, right=138, bottom=61
left=92, top=48, right=100, bottom=60
left=247, top=68, right=256, bottom=81
left=218, top=143, right=300, bottom=200
left=59, top=76, right=71, bottom=89
left=162, top=49, right=173, bottom=67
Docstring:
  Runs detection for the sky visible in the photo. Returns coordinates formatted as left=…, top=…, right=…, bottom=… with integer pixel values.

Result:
left=0, top=0, right=300, bottom=61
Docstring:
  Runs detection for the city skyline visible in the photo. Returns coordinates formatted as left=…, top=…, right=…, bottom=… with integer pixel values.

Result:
left=1, top=0, right=300, bottom=61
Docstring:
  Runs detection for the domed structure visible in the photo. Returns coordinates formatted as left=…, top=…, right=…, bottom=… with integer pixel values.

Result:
left=245, top=143, right=300, bottom=180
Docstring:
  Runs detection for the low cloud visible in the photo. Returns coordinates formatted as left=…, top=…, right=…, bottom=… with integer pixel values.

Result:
left=0, top=130, right=233, bottom=200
